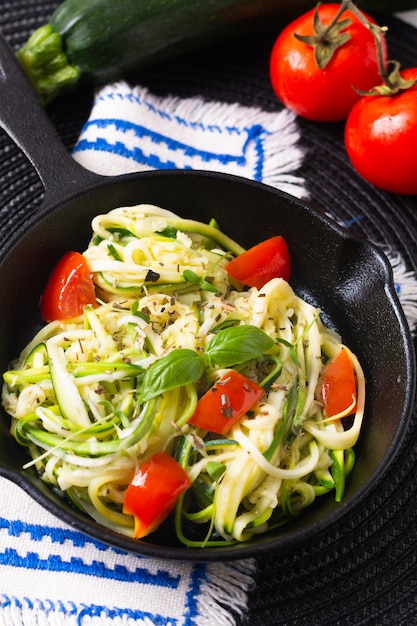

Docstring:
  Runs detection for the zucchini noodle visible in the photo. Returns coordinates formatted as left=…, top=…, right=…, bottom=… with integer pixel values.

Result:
left=2, top=203, right=365, bottom=546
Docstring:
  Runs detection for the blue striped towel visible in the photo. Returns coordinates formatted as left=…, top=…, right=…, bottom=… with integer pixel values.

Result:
left=72, top=81, right=307, bottom=199
left=0, top=478, right=256, bottom=625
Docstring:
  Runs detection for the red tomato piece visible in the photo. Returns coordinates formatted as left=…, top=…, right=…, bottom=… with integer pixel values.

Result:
left=344, top=67, right=417, bottom=195
left=270, top=4, right=387, bottom=122
left=189, top=370, right=265, bottom=435
left=322, top=349, right=357, bottom=418
left=123, top=451, right=191, bottom=539
left=40, top=251, right=97, bottom=322
left=224, top=236, right=290, bottom=290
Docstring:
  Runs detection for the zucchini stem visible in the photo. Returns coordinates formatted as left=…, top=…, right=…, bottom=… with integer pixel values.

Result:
left=16, top=24, right=79, bottom=104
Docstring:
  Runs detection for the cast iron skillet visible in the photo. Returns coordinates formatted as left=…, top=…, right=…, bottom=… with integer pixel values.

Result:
left=0, top=32, right=414, bottom=562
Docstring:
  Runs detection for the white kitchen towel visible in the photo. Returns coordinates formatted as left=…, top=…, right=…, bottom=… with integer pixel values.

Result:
left=72, top=81, right=307, bottom=199
left=0, top=478, right=256, bottom=626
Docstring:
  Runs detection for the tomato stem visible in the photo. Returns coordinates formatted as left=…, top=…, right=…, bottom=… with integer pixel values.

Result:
left=341, top=1, right=391, bottom=87
left=299, top=1, right=416, bottom=95
left=293, top=3, right=353, bottom=69
left=320, top=1, right=349, bottom=33
left=341, top=0, right=416, bottom=95
left=293, top=0, right=386, bottom=72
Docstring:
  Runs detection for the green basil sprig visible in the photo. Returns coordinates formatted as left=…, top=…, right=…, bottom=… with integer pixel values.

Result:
left=139, top=349, right=205, bottom=402
left=205, top=325, right=274, bottom=367
left=137, top=325, right=274, bottom=402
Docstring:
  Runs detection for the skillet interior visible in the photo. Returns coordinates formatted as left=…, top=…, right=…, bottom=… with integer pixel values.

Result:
left=0, top=169, right=414, bottom=560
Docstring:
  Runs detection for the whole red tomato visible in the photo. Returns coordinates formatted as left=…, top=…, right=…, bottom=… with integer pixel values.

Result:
left=344, top=68, right=417, bottom=195
left=270, top=4, right=387, bottom=122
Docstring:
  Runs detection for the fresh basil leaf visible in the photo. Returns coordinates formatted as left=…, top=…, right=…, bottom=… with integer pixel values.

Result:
left=139, top=349, right=205, bottom=402
left=206, top=325, right=274, bottom=367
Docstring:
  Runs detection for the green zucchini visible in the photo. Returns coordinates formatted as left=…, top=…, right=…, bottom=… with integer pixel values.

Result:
left=16, top=0, right=417, bottom=105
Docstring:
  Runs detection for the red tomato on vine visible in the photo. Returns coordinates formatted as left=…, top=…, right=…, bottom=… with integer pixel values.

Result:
left=345, top=67, right=417, bottom=195
left=269, top=3, right=388, bottom=122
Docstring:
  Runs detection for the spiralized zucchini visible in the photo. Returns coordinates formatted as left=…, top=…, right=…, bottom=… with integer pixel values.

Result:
left=2, top=204, right=365, bottom=545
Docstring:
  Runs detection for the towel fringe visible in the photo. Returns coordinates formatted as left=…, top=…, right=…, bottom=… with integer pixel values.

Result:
left=195, top=559, right=257, bottom=626
left=382, top=245, right=417, bottom=333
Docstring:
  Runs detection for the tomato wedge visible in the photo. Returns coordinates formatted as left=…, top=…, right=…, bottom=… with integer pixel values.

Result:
left=40, top=251, right=97, bottom=322
left=188, top=370, right=264, bottom=435
left=224, top=236, right=290, bottom=289
left=322, top=349, right=357, bottom=418
left=123, top=451, right=191, bottom=538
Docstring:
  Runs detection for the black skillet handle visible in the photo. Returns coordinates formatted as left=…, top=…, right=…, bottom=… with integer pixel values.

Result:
left=0, top=31, right=101, bottom=206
